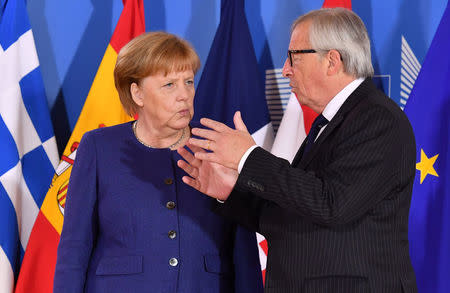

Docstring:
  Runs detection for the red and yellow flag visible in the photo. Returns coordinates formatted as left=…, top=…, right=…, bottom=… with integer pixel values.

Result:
left=14, top=1, right=145, bottom=291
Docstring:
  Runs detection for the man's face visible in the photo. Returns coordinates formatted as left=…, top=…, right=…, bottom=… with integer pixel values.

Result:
left=282, top=21, right=327, bottom=112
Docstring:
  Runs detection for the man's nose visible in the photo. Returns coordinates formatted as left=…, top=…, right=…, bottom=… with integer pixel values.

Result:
left=282, top=58, right=292, bottom=77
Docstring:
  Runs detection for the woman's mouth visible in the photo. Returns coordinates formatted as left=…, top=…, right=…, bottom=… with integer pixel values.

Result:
left=178, top=109, right=189, bottom=116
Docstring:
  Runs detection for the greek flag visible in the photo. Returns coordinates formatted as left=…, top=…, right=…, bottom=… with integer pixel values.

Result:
left=0, top=0, right=58, bottom=291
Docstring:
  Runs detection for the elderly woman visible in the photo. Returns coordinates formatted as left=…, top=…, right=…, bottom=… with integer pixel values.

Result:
left=53, top=32, right=263, bottom=293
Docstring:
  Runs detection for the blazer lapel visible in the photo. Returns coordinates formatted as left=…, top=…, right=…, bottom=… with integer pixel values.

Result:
left=298, top=114, right=343, bottom=168
left=291, top=78, right=375, bottom=168
left=292, top=140, right=307, bottom=166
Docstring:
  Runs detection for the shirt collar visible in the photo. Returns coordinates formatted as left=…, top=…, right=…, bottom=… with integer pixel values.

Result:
left=322, top=78, right=364, bottom=122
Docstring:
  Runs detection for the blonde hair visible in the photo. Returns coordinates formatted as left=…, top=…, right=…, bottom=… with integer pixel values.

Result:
left=114, top=32, right=201, bottom=116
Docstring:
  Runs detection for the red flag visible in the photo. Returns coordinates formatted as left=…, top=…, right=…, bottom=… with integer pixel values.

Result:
left=323, top=0, right=351, bottom=9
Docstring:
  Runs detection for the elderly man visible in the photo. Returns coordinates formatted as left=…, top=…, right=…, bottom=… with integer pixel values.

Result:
left=178, top=8, right=418, bottom=293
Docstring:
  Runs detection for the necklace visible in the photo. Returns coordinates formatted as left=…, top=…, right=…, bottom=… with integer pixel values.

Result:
left=132, top=120, right=185, bottom=149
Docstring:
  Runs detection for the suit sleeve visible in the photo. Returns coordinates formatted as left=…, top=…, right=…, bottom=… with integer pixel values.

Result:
left=212, top=189, right=268, bottom=233
left=53, top=132, right=98, bottom=293
left=232, top=225, right=264, bottom=293
left=233, top=106, right=415, bottom=226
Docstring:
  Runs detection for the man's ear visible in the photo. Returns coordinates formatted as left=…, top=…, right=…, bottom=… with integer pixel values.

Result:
left=130, top=82, right=144, bottom=107
left=326, top=49, right=343, bottom=76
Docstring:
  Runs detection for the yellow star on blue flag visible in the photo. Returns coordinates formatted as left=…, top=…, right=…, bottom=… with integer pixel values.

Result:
left=416, top=149, right=439, bottom=183
left=404, top=3, right=450, bottom=293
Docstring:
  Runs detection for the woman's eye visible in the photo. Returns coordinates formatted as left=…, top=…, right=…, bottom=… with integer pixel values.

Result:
left=164, top=82, right=174, bottom=88
left=186, top=80, right=194, bottom=85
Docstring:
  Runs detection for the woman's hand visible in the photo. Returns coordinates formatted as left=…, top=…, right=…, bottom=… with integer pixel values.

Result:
left=177, top=143, right=238, bottom=201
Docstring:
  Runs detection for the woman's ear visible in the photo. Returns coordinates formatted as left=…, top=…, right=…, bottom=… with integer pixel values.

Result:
left=130, top=82, right=144, bottom=107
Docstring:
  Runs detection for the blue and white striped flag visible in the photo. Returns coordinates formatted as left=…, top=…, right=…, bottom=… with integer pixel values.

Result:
left=0, top=0, right=58, bottom=291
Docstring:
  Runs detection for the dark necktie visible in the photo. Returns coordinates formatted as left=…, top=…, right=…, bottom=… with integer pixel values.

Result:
left=303, top=114, right=329, bottom=156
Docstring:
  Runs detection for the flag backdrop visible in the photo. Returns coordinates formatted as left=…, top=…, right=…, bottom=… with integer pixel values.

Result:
left=194, top=0, right=272, bottom=286
left=14, top=0, right=145, bottom=291
left=406, top=2, right=450, bottom=292
left=0, top=0, right=59, bottom=292
left=271, top=0, right=352, bottom=162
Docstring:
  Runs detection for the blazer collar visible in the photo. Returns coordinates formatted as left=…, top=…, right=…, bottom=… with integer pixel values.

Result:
left=292, top=78, right=375, bottom=167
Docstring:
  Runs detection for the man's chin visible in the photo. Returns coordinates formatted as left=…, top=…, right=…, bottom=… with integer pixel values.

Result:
left=294, top=94, right=305, bottom=105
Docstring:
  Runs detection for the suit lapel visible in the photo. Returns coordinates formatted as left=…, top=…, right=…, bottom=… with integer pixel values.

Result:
left=291, top=140, right=306, bottom=166
left=298, top=114, right=343, bottom=167
left=291, top=78, right=375, bottom=168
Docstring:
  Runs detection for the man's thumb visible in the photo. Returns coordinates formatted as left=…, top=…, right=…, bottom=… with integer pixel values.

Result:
left=233, top=111, right=248, bottom=132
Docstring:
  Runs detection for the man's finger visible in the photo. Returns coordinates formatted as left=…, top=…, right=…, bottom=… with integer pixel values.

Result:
left=177, top=159, right=199, bottom=178
left=191, top=128, right=218, bottom=141
left=182, top=176, right=200, bottom=191
left=200, top=118, right=229, bottom=132
left=186, top=142, right=206, bottom=154
left=189, top=138, right=212, bottom=151
left=194, top=151, right=222, bottom=165
left=177, top=159, right=192, bottom=175
left=177, top=147, right=201, bottom=168
left=233, top=111, right=249, bottom=132
left=177, top=147, right=195, bottom=162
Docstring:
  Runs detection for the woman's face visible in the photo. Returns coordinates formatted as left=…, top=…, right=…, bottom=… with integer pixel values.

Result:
left=132, top=69, right=195, bottom=131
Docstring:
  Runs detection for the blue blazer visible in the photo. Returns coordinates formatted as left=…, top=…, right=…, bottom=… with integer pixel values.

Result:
left=53, top=122, right=263, bottom=293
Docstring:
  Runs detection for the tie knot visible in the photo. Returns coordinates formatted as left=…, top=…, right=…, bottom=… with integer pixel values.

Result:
left=302, top=114, right=330, bottom=157
left=313, top=114, right=329, bottom=130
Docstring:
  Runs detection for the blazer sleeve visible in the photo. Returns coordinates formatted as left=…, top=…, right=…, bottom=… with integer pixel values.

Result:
left=53, top=132, right=98, bottom=293
left=233, top=106, right=415, bottom=226
left=212, top=189, right=267, bottom=233
left=232, top=225, right=264, bottom=293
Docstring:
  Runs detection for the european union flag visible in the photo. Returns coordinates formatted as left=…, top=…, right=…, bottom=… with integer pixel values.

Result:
left=193, top=0, right=270, bottom=291
left=405, top=2, right=450, bottom=293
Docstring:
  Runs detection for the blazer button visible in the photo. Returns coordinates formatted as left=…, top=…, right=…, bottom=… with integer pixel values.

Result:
left=164, top=178, right=173, bottom=185
left=166, top=201, right=176, bottom=209
left=169, top=257, right=178, bottom=267
left=168, top=230, right=177, bottom=239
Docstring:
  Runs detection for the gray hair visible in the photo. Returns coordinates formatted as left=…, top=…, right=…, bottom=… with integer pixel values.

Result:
left=292, top=8, right=374, bottom=78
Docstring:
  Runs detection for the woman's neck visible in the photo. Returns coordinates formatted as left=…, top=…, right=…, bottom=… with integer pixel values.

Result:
left=134, top=119, right=190, bottom=149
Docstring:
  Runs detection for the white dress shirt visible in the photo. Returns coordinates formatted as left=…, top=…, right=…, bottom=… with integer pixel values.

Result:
left=237, top=78, right=365, bottom=173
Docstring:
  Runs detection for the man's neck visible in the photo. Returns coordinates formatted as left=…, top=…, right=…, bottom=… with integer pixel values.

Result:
left=316, top=74, right=357, bottom=113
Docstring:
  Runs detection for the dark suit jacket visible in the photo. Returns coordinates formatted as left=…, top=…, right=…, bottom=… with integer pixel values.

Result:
left=214, top=79, right=418, bottom=293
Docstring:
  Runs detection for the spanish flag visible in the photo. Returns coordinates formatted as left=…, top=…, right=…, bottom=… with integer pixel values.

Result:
left=14, top=1, right=145, bottom=291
